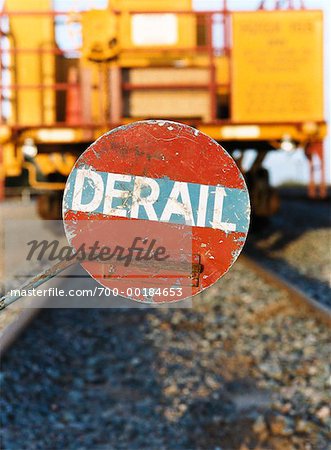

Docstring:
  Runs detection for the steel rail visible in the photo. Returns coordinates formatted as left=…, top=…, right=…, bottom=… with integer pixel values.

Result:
left=1, top=252, right=329, bottom=358
left=0, top=263, right=78, bottom=357
left=240, top=254, right=331, bottom=327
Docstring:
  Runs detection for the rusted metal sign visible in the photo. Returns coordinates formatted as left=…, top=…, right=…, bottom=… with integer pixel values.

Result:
left=63, top=120, right=250, bottom=303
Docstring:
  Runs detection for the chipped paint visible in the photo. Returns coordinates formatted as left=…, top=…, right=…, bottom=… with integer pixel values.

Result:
left=64, top=170, right=249, bottom=232
left=63, top=120, right=250, bottom=303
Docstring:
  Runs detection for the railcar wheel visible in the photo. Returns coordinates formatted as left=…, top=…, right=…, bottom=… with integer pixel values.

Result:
left=246, top=168, right=280, bottom=223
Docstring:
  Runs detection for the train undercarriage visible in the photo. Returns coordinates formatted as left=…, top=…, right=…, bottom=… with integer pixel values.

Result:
left=6, top=132, right=324, bottom=222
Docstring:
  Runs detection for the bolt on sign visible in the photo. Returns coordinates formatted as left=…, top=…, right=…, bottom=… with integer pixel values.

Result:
left=63, top=120, right=250, bottom=304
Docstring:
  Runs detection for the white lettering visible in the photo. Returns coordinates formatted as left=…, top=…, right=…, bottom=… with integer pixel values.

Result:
left=69, top=170, right=241, bottom=232
left=103, top=173, right=132, bottom=217
left=196, top=184, right=209, bottom=227
left=160, top=181, right=194, bottom=226
left=130, top=176, right=159, bottom=221
left=211, top=187, right=236, bottom=232
left=72, top=168, right=104, bottom=212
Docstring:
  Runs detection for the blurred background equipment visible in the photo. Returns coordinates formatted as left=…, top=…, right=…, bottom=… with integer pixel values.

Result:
left=0, top=0, right=327, bottom=219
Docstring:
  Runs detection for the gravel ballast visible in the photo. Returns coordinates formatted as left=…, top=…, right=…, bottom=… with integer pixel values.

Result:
left=247, top=189, right=331, bottom=308
left=1, top=259, right=330, bottom=450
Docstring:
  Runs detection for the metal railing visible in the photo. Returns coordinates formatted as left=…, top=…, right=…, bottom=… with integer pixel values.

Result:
left=0, top=8, right=231, bottom=128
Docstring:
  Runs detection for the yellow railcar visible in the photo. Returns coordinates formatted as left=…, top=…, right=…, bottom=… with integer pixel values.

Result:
left=0, top=0, right=327, bottom=218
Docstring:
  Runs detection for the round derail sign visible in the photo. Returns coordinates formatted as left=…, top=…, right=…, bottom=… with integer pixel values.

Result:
left=63, top=120, right=250, bottom=303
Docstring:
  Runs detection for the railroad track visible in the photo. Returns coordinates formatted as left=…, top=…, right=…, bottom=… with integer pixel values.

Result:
left=1, top=252, right=330, bottom=450
left=1, top=251, right=330, bottom=359
left=240, top=254, right=331, bottom=327
left=0, top=287, right=53, bottom=357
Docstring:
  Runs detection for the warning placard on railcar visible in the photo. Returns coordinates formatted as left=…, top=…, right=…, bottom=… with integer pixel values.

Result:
left=231, top=10, right=324, bottom=123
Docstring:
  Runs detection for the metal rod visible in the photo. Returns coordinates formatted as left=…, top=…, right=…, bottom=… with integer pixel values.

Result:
left=122, top=83, right=217, bottom=90
left=0, top=48, right=73, bottom=55
left=0, top=254, right=200, bottom=310
left=0, top=11, right=83, bottom=16
left=114, top=10, right=226, bottom=15
left=0, top=257, right=78, bottom=311
left=5, top=119, right=323, bottom=131
left=223, top=0, right=229, bottom=55
left=119, top=46, right=209, bottom=53
left=0, top=83, right=78, bottom=90
left=207, top=14, right=217, bottom=121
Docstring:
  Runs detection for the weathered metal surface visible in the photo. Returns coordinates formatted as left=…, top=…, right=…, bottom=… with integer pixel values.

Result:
left=0, top=257, right=77, bottom=311
left=63, top=120, right=250, bottom=303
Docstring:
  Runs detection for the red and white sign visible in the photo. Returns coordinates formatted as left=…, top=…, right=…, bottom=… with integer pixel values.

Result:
left=63, top=120, right=250, bottom=303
